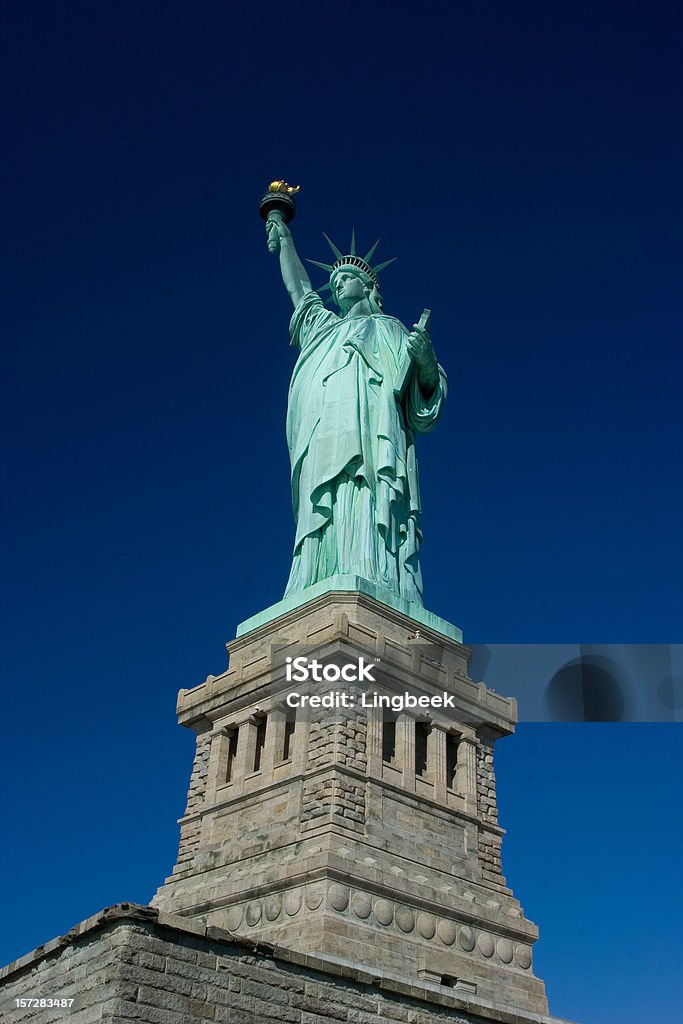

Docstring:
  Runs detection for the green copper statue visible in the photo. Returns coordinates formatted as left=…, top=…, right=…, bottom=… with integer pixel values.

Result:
left=264, top=190, right=447, bottom=608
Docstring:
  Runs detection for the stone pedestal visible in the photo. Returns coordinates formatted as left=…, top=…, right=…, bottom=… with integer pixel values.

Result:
left=0, top=905, right=576, bottom=1024
left=153, top=588, right=548, bottom=1016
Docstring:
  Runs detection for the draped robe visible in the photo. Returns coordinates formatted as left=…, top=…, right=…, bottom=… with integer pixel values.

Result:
left=285, top=290, right=446, bottom=607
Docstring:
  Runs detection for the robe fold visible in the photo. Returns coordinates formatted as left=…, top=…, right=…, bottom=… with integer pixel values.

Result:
left=285, top=290, right=446, bottom=607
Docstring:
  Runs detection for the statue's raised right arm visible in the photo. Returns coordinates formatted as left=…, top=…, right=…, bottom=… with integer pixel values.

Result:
left=266, top=213, right=312, bottom=309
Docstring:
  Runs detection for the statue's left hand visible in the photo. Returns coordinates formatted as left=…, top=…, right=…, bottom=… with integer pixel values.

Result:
left=407, top=325, right=439, bottom=390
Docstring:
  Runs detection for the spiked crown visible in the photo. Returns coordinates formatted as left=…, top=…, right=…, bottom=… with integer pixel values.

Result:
left=308, top=230, right=396, bottom=294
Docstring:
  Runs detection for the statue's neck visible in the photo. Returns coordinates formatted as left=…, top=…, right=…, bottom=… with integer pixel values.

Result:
left=343, top=298, right=375, bottom=319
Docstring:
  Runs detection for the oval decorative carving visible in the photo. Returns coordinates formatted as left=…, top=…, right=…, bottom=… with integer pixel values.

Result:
left=395, top=907, right=415, bottom=933
left=305, top=885, right=324, bottom=910
left=351, top=892, right=372, bottom=919
left=458, top=925, right=475, bottom=951
left=417, top=913, right=436, bottom=939
left=285, top=890, right=302, bottom=916
left=497, top=938, right=514, bottom=963
left=225, top=906, right=243, bottom=931
left=478, top=932, right=495, bottom=958
left=374, top=899, right=394, bottom=926
left=516, top=944, right=532, bottom=970
left=329, top=884, right=350, bottom=912
left=245, top=901, right=262, bottom=926
left=437, top=919, right=457, bottom=946
left=265, top=894, right=282, bottom=921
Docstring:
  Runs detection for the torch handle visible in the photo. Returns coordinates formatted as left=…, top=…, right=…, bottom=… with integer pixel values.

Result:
left=266, top=210, right=286, bottom=253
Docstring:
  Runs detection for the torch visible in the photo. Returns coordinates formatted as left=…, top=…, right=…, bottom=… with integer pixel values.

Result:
left=260, top=180, right=300, bottom=251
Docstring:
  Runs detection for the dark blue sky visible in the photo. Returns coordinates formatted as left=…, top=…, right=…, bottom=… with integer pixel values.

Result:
left=1, top=3, right=681, bottom=1021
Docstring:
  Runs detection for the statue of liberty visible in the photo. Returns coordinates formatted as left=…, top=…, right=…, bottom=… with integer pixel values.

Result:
left=264, top=192, right=447, bottom=608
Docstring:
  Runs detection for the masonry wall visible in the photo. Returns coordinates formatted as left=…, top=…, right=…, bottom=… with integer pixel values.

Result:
left=0, top=906, right=572, bottom=1024
left=174, top=729, right=211, bottom=874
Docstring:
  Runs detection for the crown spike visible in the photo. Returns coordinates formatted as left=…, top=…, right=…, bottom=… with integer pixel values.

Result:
left=307, top=259, right=335, bottom=272
left=317, top=282, right=333, bottom=293
left=363, top=238, right=381, bottom=264
left=322, top=233, right=344, bottom=261
left=373, top=257, right=398, bottom=274
left=350, top=228, right=356, bottom=255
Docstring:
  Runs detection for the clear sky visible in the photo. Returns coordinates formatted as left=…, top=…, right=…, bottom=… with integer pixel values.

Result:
left=1, top=3, right=681, bottom=1022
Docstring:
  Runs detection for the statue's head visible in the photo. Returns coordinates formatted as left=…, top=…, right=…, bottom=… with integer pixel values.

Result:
left=330, top=265, right=384, bottom=314
left=308, top=232, right=396, bottom=315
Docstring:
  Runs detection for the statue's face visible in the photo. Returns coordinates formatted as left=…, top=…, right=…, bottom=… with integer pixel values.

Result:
left=332, top=269, right=367, bottom=310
